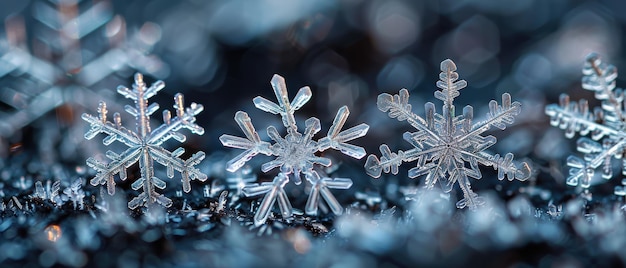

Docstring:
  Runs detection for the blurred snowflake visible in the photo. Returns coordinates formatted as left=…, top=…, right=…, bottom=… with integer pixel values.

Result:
left=83, top=73, right=206, bottom=209
left=365, top=59, right=531, bottom=209
left=220, top=74, right=369, bottom=226
left=0, top=0, right=167, bottom=145
left=546, top=53, right=626, bottom=195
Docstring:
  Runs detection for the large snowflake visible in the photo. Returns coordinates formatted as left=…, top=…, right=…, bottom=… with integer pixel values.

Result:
left=546, top=53, right=626, bottom=195
left=220, top=74, right=369, bottom=226
left=365, top=59, right=531, bottom=209
left=83, top=73, right=206, bottom=209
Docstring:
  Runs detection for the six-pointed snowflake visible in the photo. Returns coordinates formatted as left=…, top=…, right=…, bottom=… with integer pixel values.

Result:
left=220, top=74, right=369, bottom=226
left=365, top=59, right=531, bottom=209
left=83, top=73, right=206, bottom=209
left=546, top=53, right=626, bottom=195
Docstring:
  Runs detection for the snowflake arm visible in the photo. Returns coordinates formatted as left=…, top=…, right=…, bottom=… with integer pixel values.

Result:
left=242, top=174, right=292, bottom=227
left=86, top=147, right=142, bottom=195
left=149, top=146, right=207, bottom=193
left=253, top=74, right=311, bottom=131
left=82, top=102, right=141, bottom=147
left=148, top=93, right=205, bottom=145
left=458, top=93, right=522, bottom=142
left=305, top=171, right=353, bottom=216
left=219, top=111, right=273, bottom=172
left=317, top=106, right=369, bottom=158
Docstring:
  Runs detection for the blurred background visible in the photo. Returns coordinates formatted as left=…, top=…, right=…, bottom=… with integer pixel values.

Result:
left=0, top=0, right=625, bottom=202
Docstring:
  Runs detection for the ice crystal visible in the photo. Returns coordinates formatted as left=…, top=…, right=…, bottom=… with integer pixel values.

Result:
left=83, top=73, right=206, bottom=209
left=220, top=74, right=369, bottom=226
left=33, top=180, right=62, bottom=205
left=365, top=59, right=531, bottom=209
left=63, top=178, right=85, bottom=210
left=545, top=53, right=626, bottom=195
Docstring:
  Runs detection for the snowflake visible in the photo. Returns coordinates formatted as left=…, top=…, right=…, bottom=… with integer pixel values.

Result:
left=364, top=59, right=531, bottom=209
left=546, top=53, right=626, bottom=195
left=83, top=73, right=206, bottom=209
left=220, top=74, right=369, bottom=226
left=0, top=1, right=167, bottom=140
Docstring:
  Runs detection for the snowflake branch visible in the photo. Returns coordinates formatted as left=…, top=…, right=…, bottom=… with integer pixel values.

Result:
left=220, top=111, right=273, bottom=172
left=149, top=146, right=207, bottom=193
left=377, top=89, right=443, bottom=143
left=242, top=174, right=292, bottom=226
left=305, top=171, right=352, bottom=216
left=466, top=151, right=531, bottom=181
left=87, top=146, right=141, bottom=195
left=545, top=94, right=619, bottom=139
left=253, top=74, right=311, bottom=132
left=317, top=106, right=369, bottom=158
left=82, top=101, right=141, bottom=147
left=149, top=93, right=205, bottom=145
left=458, top=93, right=521, bottom=143
left=435, top=59, right=467, bottom=107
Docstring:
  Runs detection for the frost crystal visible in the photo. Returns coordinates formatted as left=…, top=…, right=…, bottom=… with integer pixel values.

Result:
left=220, top=74, right=369, bottom=226
left=365, top=59, right=531, bottom=209
left=63, top=178, right=86, bottom=210
left=546, top=53, right=626, bottom=194
left=83, top=73, right=206, bottom=209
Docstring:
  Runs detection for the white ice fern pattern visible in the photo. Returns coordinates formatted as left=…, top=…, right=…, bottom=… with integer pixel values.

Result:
left=220, top=74, right=369, bottom=226
left=546, top=53, right=626, bottom=195
left=365, top=59, right=531, bottom=209
left=83, top=73, right=206, bottom=209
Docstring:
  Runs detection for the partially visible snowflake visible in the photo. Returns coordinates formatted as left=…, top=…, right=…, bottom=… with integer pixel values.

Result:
left=365, top=59, right=531, bottom=209
left=0, top=1, right=167, bottom=142
left=83, top=73, right=206, bottom=209
left=220, top=74, right=369, bottom=226
left=546, top=53, right=626, bottom=195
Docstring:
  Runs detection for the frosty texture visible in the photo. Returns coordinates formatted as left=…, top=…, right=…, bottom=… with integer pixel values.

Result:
left=365, top=59, right=531, bottom=209
left=546, top=53, right=626, bottom=195
left=220, top=74, right=369, bottom=226
left=83, top=73, right=206, bottom=209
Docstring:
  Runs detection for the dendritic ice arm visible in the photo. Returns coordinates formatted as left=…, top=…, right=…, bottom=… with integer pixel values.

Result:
left=545, top=53, right=626, bottom=189
left=86, top=147, right=142, bottom=195
left=219, top=111, right=273, bottom=172
left=304, top=171, right=352, bottom=216
left=365, top=89, right=441, bottom=178
left=242, top=174, right=291, bottom=226
left=317, top=106, right=369, bottom=159
left=253, top=74, right=311, bottom=131
left=148, top=93, right=205, bottom=146
left=82, top=102, right=142, bottom=147
left=150, top=146, right=207, bottom=192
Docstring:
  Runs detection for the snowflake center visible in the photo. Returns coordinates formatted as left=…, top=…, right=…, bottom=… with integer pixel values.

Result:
left=281, top=134, right=315, bottom=166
